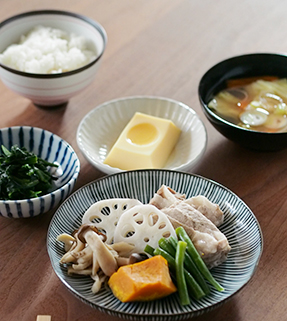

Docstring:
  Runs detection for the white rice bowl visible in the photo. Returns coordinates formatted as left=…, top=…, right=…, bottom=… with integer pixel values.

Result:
left=0, top=25, right=96, bottom=74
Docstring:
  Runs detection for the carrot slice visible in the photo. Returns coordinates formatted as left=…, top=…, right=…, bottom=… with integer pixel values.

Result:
left=227, top=76, right=278, bottom=88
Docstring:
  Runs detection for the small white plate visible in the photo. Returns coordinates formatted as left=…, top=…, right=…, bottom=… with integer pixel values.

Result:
left=77, top=96, right=207, bottom=174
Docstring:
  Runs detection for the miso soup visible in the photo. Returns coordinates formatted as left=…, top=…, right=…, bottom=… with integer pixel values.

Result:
left=208, top=77, right=287, bottom=133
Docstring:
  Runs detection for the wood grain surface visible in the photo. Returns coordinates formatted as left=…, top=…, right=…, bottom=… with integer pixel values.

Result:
left=1, top=1, right=287, bottom=320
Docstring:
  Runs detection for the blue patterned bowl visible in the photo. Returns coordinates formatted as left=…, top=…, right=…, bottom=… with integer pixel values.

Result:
left=47, top=170, right=262, bottom=320
left=0, top=126, right=80, bottom=218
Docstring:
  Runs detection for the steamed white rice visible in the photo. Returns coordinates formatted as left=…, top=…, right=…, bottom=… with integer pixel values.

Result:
left=0, top=25, right=97, bottom=74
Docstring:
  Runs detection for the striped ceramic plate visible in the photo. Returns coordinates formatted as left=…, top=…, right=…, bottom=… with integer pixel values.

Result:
left=47, top=170, right=262, bottom=321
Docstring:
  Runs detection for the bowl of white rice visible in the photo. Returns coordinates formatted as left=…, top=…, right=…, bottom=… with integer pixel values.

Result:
left=0, top=10, right=107, bottom=107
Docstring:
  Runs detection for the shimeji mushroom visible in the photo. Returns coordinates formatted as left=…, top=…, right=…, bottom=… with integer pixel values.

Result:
left=77, top=224, right=118, bottom=277
left=57, top=201, right=177, bottom=295
left=71, top=245, right=93, bottom=271
left=91, top=271, right=108, bottom=293
left=56, top=233, right=75, bottom=252
left=58, top=225, right=117, bottom=278
left=110, top=242, right=136, bottom=265
left=67, top=266, right=93, bottom=276
left=58, top=232, right=85, bottom=264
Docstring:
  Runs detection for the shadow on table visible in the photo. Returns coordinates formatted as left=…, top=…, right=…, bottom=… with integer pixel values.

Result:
left=4, top=101, right=68, bottom=134
left=193, top=296, right=242, bottom=321
left=192, top=135, right=287, bottom=191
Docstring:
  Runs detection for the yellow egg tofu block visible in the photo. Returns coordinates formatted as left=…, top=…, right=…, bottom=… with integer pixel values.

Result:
left=104, top=112, right=181, bottom=170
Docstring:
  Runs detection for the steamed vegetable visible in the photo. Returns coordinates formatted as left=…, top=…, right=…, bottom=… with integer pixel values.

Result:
left=176, top=226, right=224, bottom=292
left=113, top=204, right=177, bottom=253
left=0, top=145, right=58, bottom=200
left=166, top=237, right=210, bottom=295
left=108, top=255, right=177, bottom=302
left=152, top=244, right=206, bottom=301
left=175, top=241, right=190, bottom=305
left=58, top=191, right=228, bottom=304
left=145, top=227, right=224, bottom=303
left=81, top=198, right=143, bottom=244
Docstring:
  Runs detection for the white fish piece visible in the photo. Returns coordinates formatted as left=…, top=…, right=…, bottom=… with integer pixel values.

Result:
left=82, top=198, right=142, bottom=244
left=114, top=204, right=176, bottom=254
left=149, top=184, right=186, bottom=209
left=184, top=195, right=224, bottom=227
left=161, top=201, right=231, bottom=269
left=150, top=185, right=224, bottom=226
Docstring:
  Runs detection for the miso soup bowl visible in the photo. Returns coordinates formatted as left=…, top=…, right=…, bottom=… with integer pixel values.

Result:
left=0, top=10, right=107, bottom=107
left=198, top=53, right=287, bottom=151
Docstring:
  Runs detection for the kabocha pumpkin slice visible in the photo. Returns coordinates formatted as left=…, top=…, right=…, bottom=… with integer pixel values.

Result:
left=108, top=255, right=177, bottom=302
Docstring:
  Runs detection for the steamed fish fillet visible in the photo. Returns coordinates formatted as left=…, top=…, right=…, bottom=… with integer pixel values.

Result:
left=149, top=185, right=185, bottom=209
left=161, top=201, right=231, bottom=269
left=184, top=195, right=224, bottom=227
left=150, top=185, right=224, bottom=226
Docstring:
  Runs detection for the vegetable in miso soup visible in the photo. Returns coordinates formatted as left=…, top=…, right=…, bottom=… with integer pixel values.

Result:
left=208, top=77, right=287, bottom=132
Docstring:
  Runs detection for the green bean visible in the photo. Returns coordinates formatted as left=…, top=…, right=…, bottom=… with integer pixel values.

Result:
left=158, top=237, right=176, bottom=256
left=176, top=226, right=224, bottom=292
left=175, top=241, right=190, bottom=305
left=169, top=236, right=179, bottom=249
left=168, top=236, right=210, bottom=295
left=153, top=247, right=205, bottom=300
left=184, top=270, right=206, bottom=300
left=144, top=244, right=156, bottom=256
left=183, top=251, right=210, bottom=295
left=153, top=247, right=176, bottom=270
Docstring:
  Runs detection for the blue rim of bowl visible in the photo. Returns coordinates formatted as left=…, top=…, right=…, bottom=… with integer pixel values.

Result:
left=0, top=126, right=80, bottom=206
left=198, top=52, right=287, bottom=136
left=0, top=10, right=107, bottom=79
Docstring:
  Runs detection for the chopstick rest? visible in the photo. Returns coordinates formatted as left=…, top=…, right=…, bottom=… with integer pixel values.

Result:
left=36, top=316, right=51, bottom=321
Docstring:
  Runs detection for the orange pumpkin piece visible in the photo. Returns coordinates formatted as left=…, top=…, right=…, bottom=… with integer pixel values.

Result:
left=108, top=255, right=177, bottom=302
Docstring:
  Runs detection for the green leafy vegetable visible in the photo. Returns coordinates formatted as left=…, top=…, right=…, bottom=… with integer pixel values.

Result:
left=0, top=145, right=58, bottom=200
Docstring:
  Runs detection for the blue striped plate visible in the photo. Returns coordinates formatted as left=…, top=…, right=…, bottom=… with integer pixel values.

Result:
left=47, top=170, right=263, bottom=320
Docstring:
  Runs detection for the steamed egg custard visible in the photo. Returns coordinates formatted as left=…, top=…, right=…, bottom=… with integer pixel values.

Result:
left=127, top=123, right=158, bottom=145
left=208, top=77, right=287, bottom=133
left=104, top=112, right=181, bottom=170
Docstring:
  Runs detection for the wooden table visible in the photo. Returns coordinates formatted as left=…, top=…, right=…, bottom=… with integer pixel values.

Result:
left=1, top=0, right=287, bottom=320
